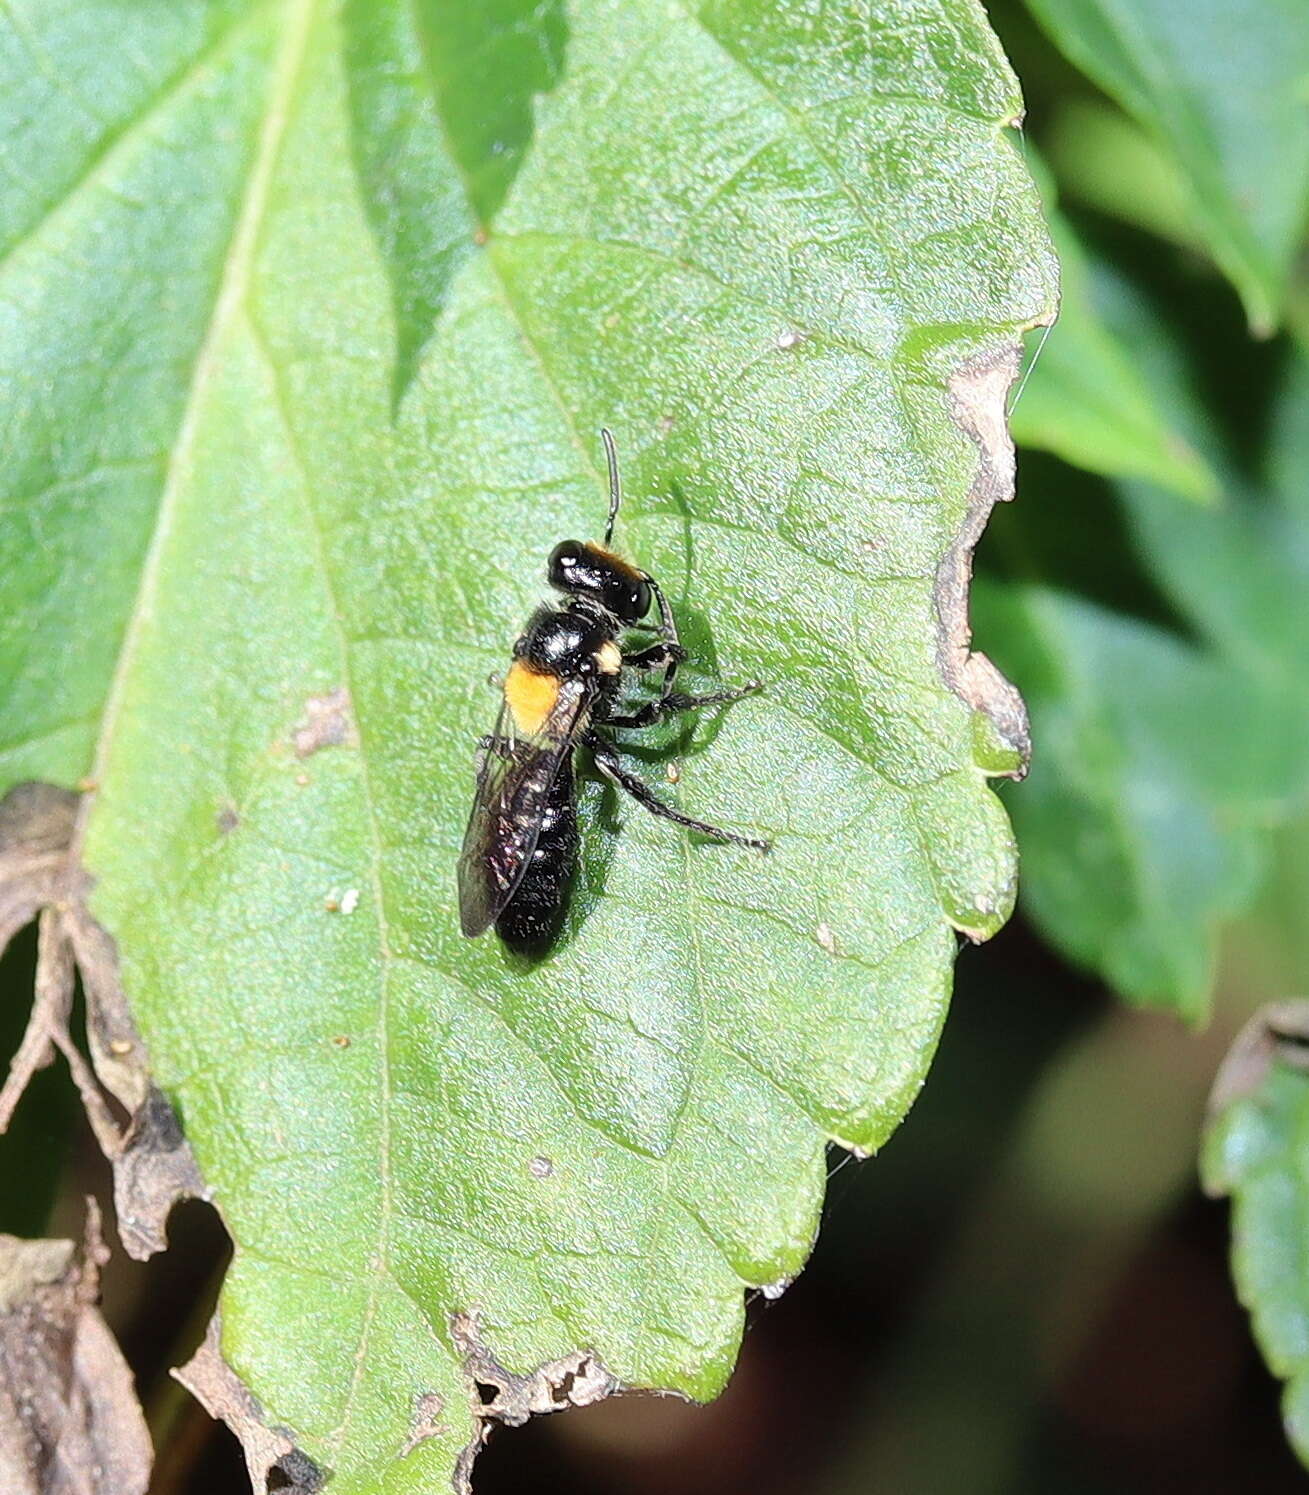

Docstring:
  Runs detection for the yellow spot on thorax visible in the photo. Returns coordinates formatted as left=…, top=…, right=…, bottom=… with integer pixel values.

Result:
left=504, top=660, right=560, bottom=735
left=596, top=641, right=622, bottom=674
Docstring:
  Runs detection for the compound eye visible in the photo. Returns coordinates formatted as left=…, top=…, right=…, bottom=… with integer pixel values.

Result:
left=547, top=542, right=578, bottom=591
left=608, top=575, right=650, bottom=622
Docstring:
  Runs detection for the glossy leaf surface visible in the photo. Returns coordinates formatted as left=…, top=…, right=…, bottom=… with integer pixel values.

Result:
left=0, top=1, right=1054, bottom=1486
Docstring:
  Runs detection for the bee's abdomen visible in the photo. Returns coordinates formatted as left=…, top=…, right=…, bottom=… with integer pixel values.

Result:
left=495, top=750, right=578, bottom=955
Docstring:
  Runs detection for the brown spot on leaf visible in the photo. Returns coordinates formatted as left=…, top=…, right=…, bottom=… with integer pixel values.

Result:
left=292, top=687, right=357, bottom=759
left=216, top=803, right=239, bottom=835
left=0, top=1201, right=151, bottom=1495
left=1204, top=1000, right=1309, bottom=1145
left=451, top=1312, right=618, bottom=1492
left=175, top=1316, right=324, bottom=1492
left=401, top=1391, right=446, bottom=1457
left=933, top=346, right=1032, bottom=777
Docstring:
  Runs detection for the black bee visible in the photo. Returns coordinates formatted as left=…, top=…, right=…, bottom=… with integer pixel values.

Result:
left=457, top=431, right=769, bottom=954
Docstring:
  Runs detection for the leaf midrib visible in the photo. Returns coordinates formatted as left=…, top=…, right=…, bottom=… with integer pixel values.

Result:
left=73, top=0, right=319, bottom=852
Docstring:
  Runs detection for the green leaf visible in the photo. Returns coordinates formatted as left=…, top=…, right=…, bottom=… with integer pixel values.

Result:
left=1076, top=257, right=1309, bottom=717
left=341, top=0, right=567, bottom=400
left=1121, top=356, right=1309, bottom=742
left=0, top=0, right=1054, bottom=1488
left=985, top=266, right=1309, bottom=1019
left=1203, top=1004, right=1309, bottom=1467
left=1043, top=98, right=1201, bottom=253
left=974, top=579, right=1292, bottom=1018
left=1009, top=154, right=1217, bottom=502
left=1232, top=816, right=1309, bottom=1005
left=1023, top=0, right=1309, bottom=333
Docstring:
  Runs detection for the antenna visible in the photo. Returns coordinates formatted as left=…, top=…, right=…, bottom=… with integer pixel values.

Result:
left=601, top=427, right=622, bottom=546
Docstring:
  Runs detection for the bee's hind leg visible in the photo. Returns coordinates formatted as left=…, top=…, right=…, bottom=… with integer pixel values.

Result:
left=603, top=679, right=762, bottom=731
left=585, top=731, right=769, bottom=851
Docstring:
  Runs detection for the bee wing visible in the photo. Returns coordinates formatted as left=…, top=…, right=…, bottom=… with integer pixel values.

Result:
left=457, top=676, right=591, bottom=937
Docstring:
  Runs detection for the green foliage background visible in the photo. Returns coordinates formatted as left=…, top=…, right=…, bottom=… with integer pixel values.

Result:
left=2, top=0, right=1309, bottom=1490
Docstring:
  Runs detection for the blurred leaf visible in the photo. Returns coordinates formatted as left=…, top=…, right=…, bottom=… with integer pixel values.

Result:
left=1023, top=0, right=1309, bottom=332
left=991, top=253, right=1309, bottom=1017
left=976, top=581, right=1294, bottom=1018
left=1010, top=155, right=1217, bottom=501
left=0, top=0, right=1055, bottom=1489
left=1044, top=98, right=1200, bottom=253
left=1230, top=814, right=1309, bottom=1004
left=1203, top=1004, right=1309, bottom=1468
left=1122, top=357, right=1309, bottom=757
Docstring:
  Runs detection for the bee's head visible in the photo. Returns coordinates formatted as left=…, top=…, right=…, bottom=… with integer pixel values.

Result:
left=548, top=540, right=652, bottom=624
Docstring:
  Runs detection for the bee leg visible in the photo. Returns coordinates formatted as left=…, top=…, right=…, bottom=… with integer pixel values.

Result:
left=621, top=641, right=687, bottom=672
left=473, top=733, right=495, bottom=773
left=644, top=575, right=683, bottom=698
left=586, top=731, right=770, bottom=851
left=604, top=680, right=763, bottom=730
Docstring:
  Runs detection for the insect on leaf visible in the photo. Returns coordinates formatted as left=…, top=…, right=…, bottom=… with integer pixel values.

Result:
left=0, top=0, right=1055, bottom=1487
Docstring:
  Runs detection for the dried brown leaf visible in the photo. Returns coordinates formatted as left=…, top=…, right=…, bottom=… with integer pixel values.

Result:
left=1205, top=999, right=1309, bottom=1135
left=0, top=1201, right=151, bottom=1495
left=173, top=1317, right=325, bottom=1493
left=935, top=347, right=1034, bottom=775
left=0, top=785, right=209, bottom=1259
left=0, top=783, right=317, bottom=1483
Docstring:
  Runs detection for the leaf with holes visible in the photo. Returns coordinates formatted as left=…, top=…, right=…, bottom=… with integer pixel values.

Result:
left=0, top=1, right=1055, bottom=1489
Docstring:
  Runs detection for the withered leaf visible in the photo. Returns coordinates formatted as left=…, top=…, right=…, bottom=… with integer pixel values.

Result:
left=0, top=1203, right=151, bottom=1495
